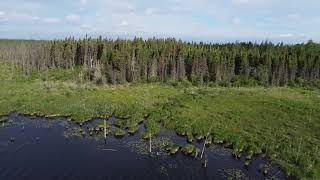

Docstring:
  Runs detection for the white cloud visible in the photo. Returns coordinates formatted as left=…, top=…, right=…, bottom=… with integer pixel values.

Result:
left=232, top=0, right=249, bottom=5
left=15, top=13, right=40, bottom=21
left=145, top=8, right=157, bottom=15
left=43, top=17, right=60, bottom=24
left=81, top=24, right=91, bottom=29
left=80, top=24, right=98, bottom=32
left=279, top=33, right=294, bottom=38
left=0, top=11, right=9, bottom=23
left=279, top=33, right=306, bottom=39
left=0, top=11, right=7, bottom=22
left=119, top=20, right=129, bottom=27
left=0, top=28, right=9, bottom=32
left=0, top=18, right=8, bottom=23
left=32, top=16, right=40, bottom=21
left=288, top=13, right=302, bottom=21
left=0, top=0, right=318, bottom=43
left=66, top=14, right=80, bottom=22
left=232, top=17, right=241, bottom=25
left=80, top=0, right=87, bottom=5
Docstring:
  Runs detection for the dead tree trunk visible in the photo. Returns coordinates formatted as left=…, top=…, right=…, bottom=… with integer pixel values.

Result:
left=104, top=119, right=107, bottom=139
left=149, top=133, right=152, bottom=153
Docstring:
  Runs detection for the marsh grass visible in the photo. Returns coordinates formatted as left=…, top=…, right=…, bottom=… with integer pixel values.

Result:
left=0, top=62, right=319, bottom=179
left=182, top=144, right=196, bottom=155
left=166, top=144, right=180, bottom=155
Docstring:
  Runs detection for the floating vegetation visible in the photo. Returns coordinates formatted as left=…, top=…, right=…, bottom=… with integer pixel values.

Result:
left=0, top=116, right=8, bottom=123
left=245, top=150, right=254, bottom=161
left=166, top=144, right=180, bottom=155
left=113, top=128, right=126, bottom=137
left=140, top=132, right=151, bottom=140
left=220, top=168, right=248, bottom=180
left=127, top=140, right=149, bottom=155
left=260, top=163, right=272, bottom=175
left=64, top=127, right=85, bottom=138
left=182, top=144, right=195, bottom=155
left=233, top=141, right=245, bottom=158
left=192, top=148, right=201, bottom=158
left=153, top=138, right=172, bottom=153
left=88, top=127, right=110, bottom=137
left=28, top=120, right=54, bottom=129
left=187, top=133, right=194, bottom=143
left=114, top=119, right=125, bottom=128
left=0, top=116, right=15, bottom=128
left=95, top=121, right=111, bottom=131
left=195, top=134, right=204, bottom=141
left=158, top=165, right=169, bottom=176
left=88, top=128, right=95, bottom=136
left=127, top=138, right=172, bottom=156
left=176, top=129, right=186, bottom=136
left=205, top=135, right=212, bottom=145
left=127, top=125, right=139, bottom=135
left=214, top=137, right=224, bottom=144
left=244, top=160, right=251, bottom=167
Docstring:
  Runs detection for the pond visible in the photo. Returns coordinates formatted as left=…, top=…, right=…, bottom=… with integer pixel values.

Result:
left=0, top=113, right=286, bottom=180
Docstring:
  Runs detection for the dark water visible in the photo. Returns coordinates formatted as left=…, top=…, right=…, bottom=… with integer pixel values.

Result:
left=0, top=113, right=286, bottom=180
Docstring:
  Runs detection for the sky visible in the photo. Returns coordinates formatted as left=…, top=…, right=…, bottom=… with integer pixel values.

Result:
left=0, top=0, right=319, bottom=43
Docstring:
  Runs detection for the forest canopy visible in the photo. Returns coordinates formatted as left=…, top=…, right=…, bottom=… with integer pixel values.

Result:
left=0, top=37, right=319, bottom=87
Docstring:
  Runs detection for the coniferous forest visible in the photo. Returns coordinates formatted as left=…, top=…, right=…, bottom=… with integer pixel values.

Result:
left=1, top=37, right=320, bottom=179
left=0, top=37, right=319, bottom=87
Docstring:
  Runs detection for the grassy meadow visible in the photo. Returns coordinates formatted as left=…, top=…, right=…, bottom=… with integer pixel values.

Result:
left=0, top=62, right=319, bottom=179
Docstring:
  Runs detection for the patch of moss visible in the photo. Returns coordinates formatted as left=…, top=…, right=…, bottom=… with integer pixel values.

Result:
left=128, top=125, right=139, bottom=135
left=182, top=144, right=195, bottom=154
left=166, top=144, right=180, bottom=155
left=113, top=128, right=126, bottom=137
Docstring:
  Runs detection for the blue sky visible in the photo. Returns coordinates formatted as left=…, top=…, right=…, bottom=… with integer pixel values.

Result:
left=0, top=0, right=319, bottom=43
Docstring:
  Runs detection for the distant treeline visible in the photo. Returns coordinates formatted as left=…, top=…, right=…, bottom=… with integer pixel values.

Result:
left=0, top=37, right=319, bottom=86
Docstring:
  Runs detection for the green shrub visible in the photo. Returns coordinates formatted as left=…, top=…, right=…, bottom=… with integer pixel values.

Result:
left=180, top=79, right=192, bottom=88
left=207, top=81, right=217, bottom=87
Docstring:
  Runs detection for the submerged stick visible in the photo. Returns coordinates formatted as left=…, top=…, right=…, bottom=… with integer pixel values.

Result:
left=14, top=142, right=31, bottom=153
left=201, top=130, right=212, bottom=159
left=97, top=148, right=118, bottom=152
left=104, top=119, right=107, bottom=139
left=203, top=154, right=208, bottom=167
left=200, top=136, right=207, bottom=159
left=149, top=133, right=152, bottom=153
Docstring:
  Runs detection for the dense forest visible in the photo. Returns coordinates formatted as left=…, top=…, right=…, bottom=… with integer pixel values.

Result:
left=0, top=37, right=319, bottom=86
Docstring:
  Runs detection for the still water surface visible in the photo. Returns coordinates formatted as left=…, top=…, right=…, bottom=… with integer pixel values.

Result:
left=0, top=113, right=286, bottom=180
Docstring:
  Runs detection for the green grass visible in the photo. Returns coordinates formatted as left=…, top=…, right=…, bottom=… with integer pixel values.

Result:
left=0, top=62, right=180, bottom=122
left=160, top=87, right=320, bottom=178
left=0, top=62, right=319, bottom=179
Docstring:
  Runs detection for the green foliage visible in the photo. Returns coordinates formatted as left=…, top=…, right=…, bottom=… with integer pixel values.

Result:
left=0, top=62, right=319, bottom=179
left=113, top=128, right=126, bottom=137
left=231, top=76, right=259, bottom=87
left=182, top=144, right=195, bottom=154
left=144, top=119, right=160, bottom=136
left=2, top=38, right=320, bottom=87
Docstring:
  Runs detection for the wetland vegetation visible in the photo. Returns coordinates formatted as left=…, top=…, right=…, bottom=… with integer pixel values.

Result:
left=0, top=38, right=320, bottom=179
left=1, top=114, right=286, bottom=179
